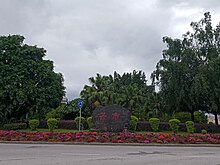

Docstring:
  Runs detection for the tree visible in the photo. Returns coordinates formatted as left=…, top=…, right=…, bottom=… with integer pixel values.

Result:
left=80, top=70, right=155, bottom=118
left=152, top=12, right=220, bottom=123
left=0, top=35, right=65, bottom=123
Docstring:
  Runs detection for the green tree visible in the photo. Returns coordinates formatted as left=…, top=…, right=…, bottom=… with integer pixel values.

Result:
left=80, top=70, right=155, bottom=118
left=0, top=35, right=65, bottom=123
left=151, top=12, right=219, bottom=122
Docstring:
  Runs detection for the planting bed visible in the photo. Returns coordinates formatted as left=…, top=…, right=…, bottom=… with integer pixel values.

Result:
left=0, top=130, right=220, bottom=144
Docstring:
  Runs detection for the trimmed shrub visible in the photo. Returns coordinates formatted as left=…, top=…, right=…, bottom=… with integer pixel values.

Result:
left=149, top=118, right=160, bottom=132
left=57, top=120, right=77, bottom=129
left=129, top=120, right=137, bottom=131
left=47, top=118, right=58, bottom=131
left=87, top=117, right=94, bottom=129
left=29, top=119, right=40, bottom=131
left=201, top=129, right=207, bottom=134
left=3, top=123, right=27, bottom=130
left=185, top=121, right=194, bottom=134
left=129, top=115, right=139, bottom=131
left=169, top=119, right=180, bottom=134
left=136, top=121, right=220, bottom=133
left=130, top=115, right=139, bottom=122
left=74, top=117, right=86, bottom=130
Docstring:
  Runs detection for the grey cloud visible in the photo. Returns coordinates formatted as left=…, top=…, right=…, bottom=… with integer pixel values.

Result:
left=0, top=0, right=219, bottom=99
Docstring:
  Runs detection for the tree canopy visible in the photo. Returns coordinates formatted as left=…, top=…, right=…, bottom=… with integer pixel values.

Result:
left=80, top=70, right=155, bottom=119
left=0, top=35, right=65, bottom=123
left=152, top=12, right=220, bottom=124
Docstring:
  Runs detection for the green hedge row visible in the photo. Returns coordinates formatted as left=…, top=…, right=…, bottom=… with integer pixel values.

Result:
left=137, top=121, right=220, bottom=133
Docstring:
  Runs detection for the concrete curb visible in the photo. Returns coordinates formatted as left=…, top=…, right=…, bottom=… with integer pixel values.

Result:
left=1, top=141, right=220, bottom=147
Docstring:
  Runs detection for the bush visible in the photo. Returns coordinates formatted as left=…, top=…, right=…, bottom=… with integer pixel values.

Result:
left=201, top=129, right=207, bottom=134
left=173, top=111, right=208, bottom=123
left=29, top=119, right=39, bottom=131
left=194, top=111, right=207, bottom=123
left=169, top=119, right=180, bottom=134
left=74, top=117, right=86, bottom=130
left=129, top=115, right=139, bottom=131
left=87, top=117, right=94, bottom=129
left=129, top=120, right=137, bottom=131
left=136, top=121, right=220, bottom=133
left=149, top=118, right=160, bottom=132
left=185, top=121, right=194, bottom=134
left=57, top=120, right=77, bottom=129
left=130, top=115, right=139, bottom=122
left=47, top=118, right=58, bottom=131
left=3, top=123, right=27, bottom=130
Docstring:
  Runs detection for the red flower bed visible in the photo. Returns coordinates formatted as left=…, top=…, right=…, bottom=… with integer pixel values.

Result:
left=0, top=130, right=219, bottom=144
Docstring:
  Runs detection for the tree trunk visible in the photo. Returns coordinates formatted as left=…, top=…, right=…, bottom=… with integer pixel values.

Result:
left=214, top=112, right=219, bottom=125
left=190, top=111, right=195, bottom=122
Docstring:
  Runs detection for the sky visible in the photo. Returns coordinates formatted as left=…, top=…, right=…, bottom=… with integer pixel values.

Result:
left=1, top=0, right=220, bottom=100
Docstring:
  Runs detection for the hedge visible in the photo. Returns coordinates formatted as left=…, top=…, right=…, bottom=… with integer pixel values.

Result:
left=137, top=121, right=220, bottom=133
left=8, top=120, right=219, bottom=133
left=3, top=123, right=27, bottom=130
left=38, top=120, right=88, bottom=130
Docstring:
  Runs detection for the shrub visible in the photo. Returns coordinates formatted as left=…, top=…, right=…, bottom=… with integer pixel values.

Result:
left=149, top=118, right=160, bottom=132
left=3, top=123, right=27, bottom=130
left=129, top=120, right=137, bottom=131
left=130, top=115, right=139, bottom=122
left=47, top=118, right=58, bottom=131
left=201, top=129, right=207, bottom=134
left=74, top=117, right=86, bottom=130
left=169, top=119, right=180, bottom=134
left=87, top=117, right=94, bottom=129
left=29, top=119, right=40, bottom=131
left=129, top=115, right=139, bottom=131
left=185, top=121, right=195, bottom=134
left=194, top=111, right=207, bottom=123
left=57, top=120, right=77, bottom=129
left=136, top=121, right=220, bottom=133
left=173, top=111, right=208, bottom=123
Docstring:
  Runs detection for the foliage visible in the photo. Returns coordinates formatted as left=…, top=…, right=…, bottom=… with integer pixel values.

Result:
left=80, top=70, right=155, bottom=117
left=74, top=117, right=86, bottom=129
left=45, top=109, right=61, bottom=120
left=130, top=115, right=139, bottom=122
left=173, top=112, right=191, bottom=123
left=201, top=129, right=207, bottom=134
left=173, top=111, right=207, bottom=123
left=129, top=115, right=139, bottom=131
left=194, top=111, right=207, bottom=123
left=185, top=121, right=195, bottom=134
left=87, top=117, right=94, bottom=129
left=169, top=119, right=180, bottom=134
left=47, top=118, right=58, bottom=131
left=0, top=35, right=65, bottom=124
left=149, top=118, right=160, bottom=132
left=3, top=123, right=27, bottom=130
left=129, top=120, right=138, bottom=131
left=151, top=12, right=220, bottom=124
left=29, top=119, right=40, bottom=131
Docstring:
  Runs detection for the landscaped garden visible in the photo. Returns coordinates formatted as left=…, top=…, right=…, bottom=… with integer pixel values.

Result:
left=0, top=116, right=219, bottom=144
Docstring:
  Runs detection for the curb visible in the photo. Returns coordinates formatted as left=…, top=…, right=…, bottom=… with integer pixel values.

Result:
left=1, top=141, right=220, bottom=147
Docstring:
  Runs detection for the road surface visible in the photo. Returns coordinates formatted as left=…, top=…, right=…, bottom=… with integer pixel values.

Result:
left=0, top=143, right=220, bottom=165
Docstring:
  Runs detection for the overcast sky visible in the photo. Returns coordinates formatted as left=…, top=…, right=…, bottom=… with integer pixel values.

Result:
left=1, top=0, right=220, bottom=100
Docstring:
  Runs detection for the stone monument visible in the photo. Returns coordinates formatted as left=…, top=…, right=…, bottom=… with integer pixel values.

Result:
left=92, top=104, right=131, bottom=132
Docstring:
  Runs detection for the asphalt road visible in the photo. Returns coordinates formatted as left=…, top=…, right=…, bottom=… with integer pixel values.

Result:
left=0, top=143, right=220, bottom=165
